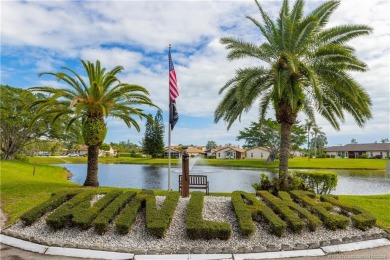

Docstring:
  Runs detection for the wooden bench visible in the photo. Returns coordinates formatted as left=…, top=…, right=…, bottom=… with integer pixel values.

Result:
left=179, top=175, right=209, bottom=195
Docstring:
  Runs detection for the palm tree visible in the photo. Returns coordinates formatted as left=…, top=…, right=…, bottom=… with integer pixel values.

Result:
left=304, top=119, right=313, bottom=160
left=214, top=0, right=372, bottom=189
left=29, top=60, right=157, bottom=187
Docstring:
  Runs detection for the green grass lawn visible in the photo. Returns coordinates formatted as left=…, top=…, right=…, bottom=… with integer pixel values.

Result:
left=338, top=194, right=390, bottom=230
left=201, top=157, right=388, bottom=170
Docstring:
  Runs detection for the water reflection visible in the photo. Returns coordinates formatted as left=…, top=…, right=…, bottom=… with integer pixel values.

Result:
left=60, top=163, right=390, bottom=195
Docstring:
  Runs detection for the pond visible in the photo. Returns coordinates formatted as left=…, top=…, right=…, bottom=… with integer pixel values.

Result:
left=60, top=161, right=390, bottom=195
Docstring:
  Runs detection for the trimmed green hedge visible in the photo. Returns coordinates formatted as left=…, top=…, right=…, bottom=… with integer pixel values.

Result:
left=92, top=191, right=137, bottom=235
left=278, top=191, right=322, bottom=231
left=294, top=171, right=337, bottom=194
left=321, top=194, right=376, bottom=230
left=146, top=191, right=180, bottom=238
left=186, top=192, right=231, bottom=240
left=290, top=190, right=349, bottom=230
left=46, top=191, right=96, bottom=230
left=21, top=190, right=80, bottom=226
left=232, top=191, right=286, bottom=237
left=258, top=191, right=306, bottom=233
left=115, top=191, right=150, bottom=235
left=71, top=191, right=122, bottom=230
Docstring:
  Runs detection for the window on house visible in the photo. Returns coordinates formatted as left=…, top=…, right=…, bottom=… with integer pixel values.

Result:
left=261, top=153, right=263, bottom=158
left=370, top=152, right=373, bottom=157
left=251, top=153, right=253, bottom=158
left=218, top=153, right=220, bottom=157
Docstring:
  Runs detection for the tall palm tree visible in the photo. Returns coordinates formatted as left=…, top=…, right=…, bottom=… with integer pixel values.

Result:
left=29, top=60, right=157, bottom=187
left=215, top=0, right=372, bottom=189
left=304, top=119, right=313, bottom=160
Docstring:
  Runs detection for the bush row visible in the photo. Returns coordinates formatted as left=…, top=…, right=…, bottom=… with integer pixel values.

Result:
left=72, top=191, right=122, bottom=230
left=232, top=191, right=286, bottom=237
left=46, top=190, right=96, bottom=230
left=92, top=191, right=137, bottom=235
left=146, top=191, right=180, bottom=238
left=186, top=192, right=231, bottom=240
left=290, top=191, right=349, bottom=230
left=294, top=171, right=338, bottom=194
left=257, top=191, right=306, bottom=233
left=320, top=195, right=376, bottom=230
left=277, top=191, right=322, bottom=231
left=115, top=191, right=150, bottom=235
left=21, top=190, right=80, bottom=226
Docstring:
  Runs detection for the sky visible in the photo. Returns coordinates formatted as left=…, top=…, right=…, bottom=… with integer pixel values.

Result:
left=1, top=0, right=389, bottom=148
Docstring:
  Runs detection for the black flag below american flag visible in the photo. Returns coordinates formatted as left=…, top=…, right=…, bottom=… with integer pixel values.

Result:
left=169, top=47, right=179, bottom=130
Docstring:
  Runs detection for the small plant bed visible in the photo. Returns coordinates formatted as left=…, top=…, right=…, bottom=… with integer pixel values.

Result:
left=4, top=189, right=387, bottom=254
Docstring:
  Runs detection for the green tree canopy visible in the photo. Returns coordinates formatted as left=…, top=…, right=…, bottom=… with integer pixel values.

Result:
left=29, top=60, right=157, bottom=186
left=206, top=141, right=218, bottom=150
left=237, top=118, right=306, bottom=162
left=215, top=0, right=372, bottom=189
left=142, top=110, right=165, bottom=158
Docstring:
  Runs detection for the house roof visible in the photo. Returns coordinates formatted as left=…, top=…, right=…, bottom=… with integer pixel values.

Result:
left=215, top=146, right=245, bottom=153
left=164, top=147, right=180, bottom=152
left=186, top=147, right=203, bottom=154
left=325, top=143, right=390, bottom=152
left=245, top=147, right=269, bottom=152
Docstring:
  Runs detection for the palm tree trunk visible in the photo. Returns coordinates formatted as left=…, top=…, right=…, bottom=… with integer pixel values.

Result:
left=279, top=121, right=292, bottom=190
left=84, top=145, right=99, bottom=187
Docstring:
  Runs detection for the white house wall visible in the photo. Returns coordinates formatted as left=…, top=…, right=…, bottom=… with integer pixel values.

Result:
left=246, top=148, right=270, bottom=159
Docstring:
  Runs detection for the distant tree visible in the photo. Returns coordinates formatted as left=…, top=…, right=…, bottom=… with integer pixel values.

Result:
left=381, top=138, right=389, bottom=143
left=0, top=85, right=67, bottom=159
left=237, top=118, right=306, bottom=162
left=351, top=138, right=358, bottom=144
left=310, top=129, right=327, bottom=156
left=100, top=143, right=111, bottom=151
left=142, top=110, right=164, bottom=158
left=206, top=141, right=218, bottom=150
left=304, top=120, right=314, bottom=159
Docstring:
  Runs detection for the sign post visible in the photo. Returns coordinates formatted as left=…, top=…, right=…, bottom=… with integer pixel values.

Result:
left=181, top=146, right=189, bottom=197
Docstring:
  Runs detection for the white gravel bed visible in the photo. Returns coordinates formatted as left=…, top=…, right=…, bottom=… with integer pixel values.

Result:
left=7, top=195, right=384, bottom=253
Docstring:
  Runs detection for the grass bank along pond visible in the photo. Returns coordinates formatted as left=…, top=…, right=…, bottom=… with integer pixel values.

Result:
left=61, top=163, right=390, bottom=195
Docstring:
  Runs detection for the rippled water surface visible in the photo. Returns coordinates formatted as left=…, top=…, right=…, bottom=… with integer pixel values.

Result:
left=60, top=161, right=390, bottom=195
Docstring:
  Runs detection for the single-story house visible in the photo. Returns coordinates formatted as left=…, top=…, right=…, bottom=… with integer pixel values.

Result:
left=215, top=146, right=246, bottom=159
left=291, top=150, right=304, bottom=157
left=99, top=146, right=116, bottom=157
left=164, top=147, right=180, bottom=158
left=246, top=147, right=270, bottom=159
left=325, top=143, right=390, bottom=159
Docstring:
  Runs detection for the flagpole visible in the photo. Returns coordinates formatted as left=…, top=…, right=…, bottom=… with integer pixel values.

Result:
left=168, top=44, right=172, bottom=191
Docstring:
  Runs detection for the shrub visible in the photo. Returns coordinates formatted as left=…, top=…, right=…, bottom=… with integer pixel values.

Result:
left=115, top=191, right=150, bottom=235
left=277, top=191, right=322, bottom=231
left=117, top=153, right=132, bottom=157
left=374, top=155, right=382, bottom=159
left=290, top=190, right=349, bottom=230
left=186, top=192, right=231, bottom=240
left=252, top=173, right=306, bottom=194
left=257, top=191, right=306, bottom=233
left=93, top=191, right=136, bottom=235
left=72, top=191, right=122, bottom=230
left=21, top=190, right=80, bottom=225
left=360, top=154, right=368, bottom=159
left=46, top=191, right=96, bottom=230
left=294, top=171, right=337, bottom=194
left=146, top=191, right=179, bottom=238
left=15, top=154, right=28, bottom=162
left=232, top=191, right=286, bottom=237
left=320, top=195, right=376, bottom=230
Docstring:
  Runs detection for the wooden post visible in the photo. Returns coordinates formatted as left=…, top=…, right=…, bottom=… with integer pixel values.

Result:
left=181, top=146, right=189, bottom=197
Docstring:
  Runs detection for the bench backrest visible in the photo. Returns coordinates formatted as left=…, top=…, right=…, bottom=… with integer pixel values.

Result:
left=179, top=175, right=207, bottom=184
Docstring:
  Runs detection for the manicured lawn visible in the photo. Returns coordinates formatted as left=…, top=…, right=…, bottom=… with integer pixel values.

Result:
left=338, top=194, right=390, bottom=230
left=201, top=157, right=387, bottom=170
left=0, top=161, right=80, bottom=224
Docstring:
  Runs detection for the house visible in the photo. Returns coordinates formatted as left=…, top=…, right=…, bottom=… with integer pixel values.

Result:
left=164, top=147, right=180, bottom=158
left=215, top=146, right=246, bottom=159
left=99, top=146, right=116, bottom=157
left=325, top=143, right=390, bottom=159
left=246, top=147, right=270, bottom=159
left=290, top=150, right=304, bottom=157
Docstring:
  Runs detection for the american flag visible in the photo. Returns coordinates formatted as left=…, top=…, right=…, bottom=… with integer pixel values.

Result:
left=169, top=47, right=179, bottom=130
